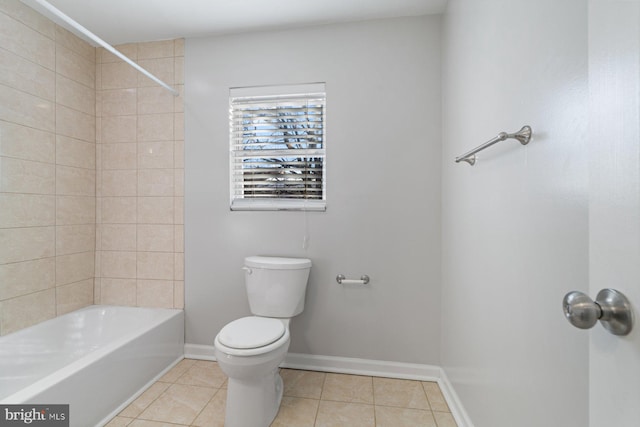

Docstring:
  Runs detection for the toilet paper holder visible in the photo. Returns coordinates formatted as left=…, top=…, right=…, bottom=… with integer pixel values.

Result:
left=336, top=274, right=370, bottom=285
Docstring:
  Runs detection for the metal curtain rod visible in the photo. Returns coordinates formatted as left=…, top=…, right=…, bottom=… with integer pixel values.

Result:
left=25, top=0, right=179, bottom=97
left=455, top=125, right=532, bottom=166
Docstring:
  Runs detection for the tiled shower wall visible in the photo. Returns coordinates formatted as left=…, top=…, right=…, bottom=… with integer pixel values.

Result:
left=94, top=41, right=184, bottom=309
left=0, top=1, right=184, bottom=336
left=0, top=2, right=96, bottom=335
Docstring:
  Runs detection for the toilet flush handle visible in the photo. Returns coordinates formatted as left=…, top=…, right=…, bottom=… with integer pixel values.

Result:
left=242, top=266, right=252, bottom=275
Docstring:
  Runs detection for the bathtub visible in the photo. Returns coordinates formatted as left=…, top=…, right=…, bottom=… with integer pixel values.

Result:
left=0, top=305, right=184, bottom=427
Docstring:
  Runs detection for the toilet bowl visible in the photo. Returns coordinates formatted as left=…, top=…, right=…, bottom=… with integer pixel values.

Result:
left=213, top=256, right=311, bottom=427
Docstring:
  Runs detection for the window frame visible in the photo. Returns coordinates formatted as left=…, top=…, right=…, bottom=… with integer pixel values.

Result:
left=229, top=83, right=327, bottom=211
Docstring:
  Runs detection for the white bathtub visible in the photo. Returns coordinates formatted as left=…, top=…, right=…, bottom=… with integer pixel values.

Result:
left=0, top=305, right=184, bottom=427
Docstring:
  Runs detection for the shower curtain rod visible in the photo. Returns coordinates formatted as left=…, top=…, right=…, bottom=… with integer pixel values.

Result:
left=24, top=0, right=179, bottom=97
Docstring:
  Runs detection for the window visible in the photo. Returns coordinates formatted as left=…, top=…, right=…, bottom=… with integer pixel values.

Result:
left=229, top=83, right=326, bottom=211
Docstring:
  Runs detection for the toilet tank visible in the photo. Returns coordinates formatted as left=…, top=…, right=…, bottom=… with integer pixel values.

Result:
left=244, top=256, right=312, bottom=318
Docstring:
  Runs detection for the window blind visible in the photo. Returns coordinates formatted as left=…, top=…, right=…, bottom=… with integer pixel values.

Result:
left=229, top=85, right=326, bottom=211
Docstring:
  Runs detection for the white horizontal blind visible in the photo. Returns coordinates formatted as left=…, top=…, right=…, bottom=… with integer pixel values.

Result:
left=229, top=84, right=326, bottom=211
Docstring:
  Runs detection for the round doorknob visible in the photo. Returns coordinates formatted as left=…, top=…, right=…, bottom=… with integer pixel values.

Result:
left=562, top=288, right=633, bottom=336
left=563, top=291, right=600, bottom=329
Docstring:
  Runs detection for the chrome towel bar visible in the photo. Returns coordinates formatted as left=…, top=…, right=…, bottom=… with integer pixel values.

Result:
left=455, top=125, right=532, bottom=165
left=336, top=274, right=370, bottom=285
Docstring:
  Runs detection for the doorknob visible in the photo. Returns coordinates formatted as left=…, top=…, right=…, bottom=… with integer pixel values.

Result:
left=562, top=288, right=633, bottom=336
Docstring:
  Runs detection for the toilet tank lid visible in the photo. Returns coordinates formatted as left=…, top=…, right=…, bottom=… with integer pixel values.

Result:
left=245, top=256, right=312, bottom=270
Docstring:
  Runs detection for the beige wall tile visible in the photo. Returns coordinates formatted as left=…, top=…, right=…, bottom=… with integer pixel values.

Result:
left=100, top=224, right=137, bottom=251
left=138, top=86, right=175, bottom=114
left=174, top=225, right=184, bottom=252
left=101, top=61, right=138, bottom=90
left=174, top=140, right=184, bottom=169
left=173, top=280, right=184, bottom=309
left=137, top=224, right=174, bottom=252
left=138, top=141, right=174, bottom=169
left=100, top=278, right=136, bottom=306
left=56, top=105, right=95, bottom=142
left=56, top=195, right=95, bottom=225
left=174, top=113, right=184, bottom=140
left=102, top=142, right=137, bottom=169
left=138, top=40, right=174, bottom=59
left=55, top=26, right=94, bottom=62
left=101, top=197, right=136, bottom=223
left=56, top=224, right=95, bottom=255
left=56, top=165, right=96, bottom=196
left=0, top=11, right=55, bottom=69
left=56, top=251, right=94, bottom=286
left=175, top=58, right=184, bottom=85
left=56, top=278, right=93, bottom=315
left=101, top=88, right=137, bottom=116
left=0, top=288, right=56, bottom=335
left=0, top=193, right=55, bottom=227
left=138, top=168, right=174, bottom=196
left=174, top=253, right=184, bottom=281
left=56, top=74, right=96, bottom=115
left=137, top=58, right=175, bottom=87
left=56, top=135, right=95, bottom=169
left=136, top=279, right=174, bottom=308
left=0, top=47, right=55, bottom=100
left=137, top=113, right=174, bottom=142
left=174, top=169, right=184, bottom=197
left=0, top=84, right=54, bottom=132
left=0, top=257, right=55, bottom=301
left=174, top=39, right=184, bottom=57
left=102, top=169, right=137, bottom=197
left=0, top=157, right=55, bottom=194
left=101, top=251, right=136, bottom=278
left=0, top=121, right=55, bottom=163
left=56, top=45, right=95, bottom=89
left=137, top=251, right=174, bottom=280
left=0, top=226, right=55, bottom=264
left=101, top=44, right=137, bottom=63
left=102, top=116, right=137, bottom=143
left=0, top=1, right=56, bottom=40
left=175, top=197, right=184, bottom=224
left=138, top=197, right=174, bottom=224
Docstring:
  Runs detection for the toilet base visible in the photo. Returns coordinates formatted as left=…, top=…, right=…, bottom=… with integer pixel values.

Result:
left=224, top=369, right=283, bottom=427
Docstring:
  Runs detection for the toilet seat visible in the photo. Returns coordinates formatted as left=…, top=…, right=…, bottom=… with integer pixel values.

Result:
left=215, top=317, right=290, bottom=357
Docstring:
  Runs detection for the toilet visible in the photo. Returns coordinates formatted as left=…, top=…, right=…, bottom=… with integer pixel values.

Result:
left=213, top=256, right=312, bottom=427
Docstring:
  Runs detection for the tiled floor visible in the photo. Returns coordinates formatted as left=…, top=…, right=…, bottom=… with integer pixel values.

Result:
left=105, top=359, right=458, bottom=427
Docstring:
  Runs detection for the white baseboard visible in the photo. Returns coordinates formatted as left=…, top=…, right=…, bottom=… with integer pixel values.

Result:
left=184, top=343, right=472, bottom=427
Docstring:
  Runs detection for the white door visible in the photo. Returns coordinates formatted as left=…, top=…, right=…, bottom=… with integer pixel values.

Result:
left=588, top=2, right=640, bottom=426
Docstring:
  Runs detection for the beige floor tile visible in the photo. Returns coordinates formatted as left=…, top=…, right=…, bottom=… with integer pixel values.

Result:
left=192, top=388, right=226, bottom=427
left=433, top=411, right=458, bottom=427
left=119, top=381, right=171, bottom=418
left=374, top=406, right=437, bottom=427
left=128, top=420, right=188, bottom=427
left=137, top=383, right=216, bottom=425
left=321, top=373, right=374, bottom=404
left=423, top=382, right=451, bottom=412
left=315, top=401, right=375, bottom=427
left=104, top=416, right=133, bottom=427
left=281, top=369, right=326, bottom=399
left=175, top=360, right=227, bottom=388
left=373, top=378, right=429, bottom=409
left=271, top=396, right=319, bottom=427
left=157, top=358, right=196, bottom=383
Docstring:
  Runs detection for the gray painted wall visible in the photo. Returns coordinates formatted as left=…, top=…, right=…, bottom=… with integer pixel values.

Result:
left=441, top=1, right=589, bottom=426
left=184, top=15, right=442, bottom=364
